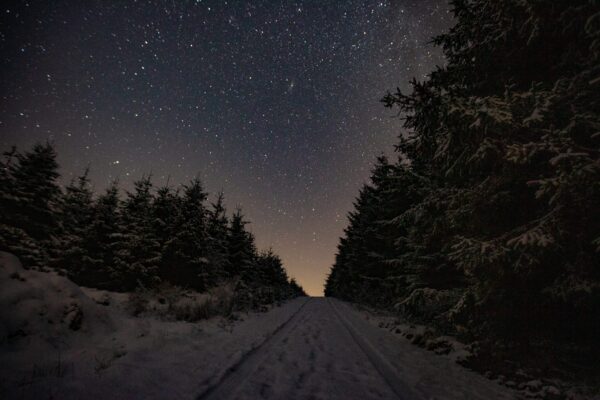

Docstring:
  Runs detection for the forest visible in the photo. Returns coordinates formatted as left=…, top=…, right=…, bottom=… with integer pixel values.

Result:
left=0, top=142, right=305, bottom=312
left=325, top=0, right=599, bottom=385
left=1, top=0, right=599, bottom=397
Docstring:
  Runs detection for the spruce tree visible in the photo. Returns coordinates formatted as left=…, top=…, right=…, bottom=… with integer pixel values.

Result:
left=288, top=278, right=307, bottom=298
left=162, top=177, right=210, bottom=290
left=55, top=168, right=94, bottom=275
left=227, top=208, right=257, bottom=281
left=0, top=143, right=61, bottom=269
left=152, top=183, right=181, bottom=282
left=255, top=249, right=288, bottom=287
left=72, top=180, right=122, bottom=289
left=0, top=142, right=301, bottom=306
left=326, top=156, right=411, bottom=306
left=328, top=0, right=600, bottom=347
left=113, top=176, right=161, bottom=290
left=206, top=191, right=230, bottom=285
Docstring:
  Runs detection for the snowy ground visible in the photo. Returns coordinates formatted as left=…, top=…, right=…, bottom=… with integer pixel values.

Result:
left=0, top=252, right=307, bottom=399
left=1, top=251, right=520, bottom=399
left=198, top=297, right=517, bottom=400
left=349, top=305, right=599, bottom=400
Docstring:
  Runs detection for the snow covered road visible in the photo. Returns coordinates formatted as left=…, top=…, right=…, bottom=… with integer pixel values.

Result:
left=197, top=297, right=516, bottom=400
left=0, top=253, right=516, bottom=400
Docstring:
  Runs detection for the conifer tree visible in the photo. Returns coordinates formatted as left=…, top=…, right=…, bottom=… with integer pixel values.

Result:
left=152, top=184, right=180, bottom=247
left=0, top=147, right=17, bottom=207
left=326, top=156, right=411, bottom=306
left=9, top=143, right=61, bottom=240
left=255, top=249, right=288, bottom=287
left=206, top=191, right=230, bottom=285
left=151, top=183, right=181, bottom=281
left=55, top=168, right=94, bottom=274
left=1, top=142, right=301, bottom=306
left=0, top=143, right=60, bottom=269
left=288, top=278, right=307, bottom=298
left=113, top=176, right=161, bottom=290
left=327, top=0, right=600, bottom=345
left=227, top=208, right=257, bottom=281
left=162, top=177, right=210, bottom=290
left=71, top=180, right=122, bottom=289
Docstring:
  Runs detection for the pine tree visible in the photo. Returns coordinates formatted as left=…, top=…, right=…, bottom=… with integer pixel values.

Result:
left=1, top=142, right=301, bottom=306
left=255, top=249, right=288, bottom=287
left=0, top=143, right=61, bottom=269
left=0, top=146, right=43, bottom=269
left=328, top=0, right=600, bottom=347
left=206, top=191, right=230, bottom=285
left=71, top=181, right=122, bottom=289
left=0, top=147, right=17, bottom=205
left=326, top=156, right=412, bottom=306
left=55, top=168, right=94, bottom=275
left=251, top=249, right=288, bottom=303
left=227, top=208, right=257, bottom=281
left=152, top=183, right=180, bottom=247
left=162, top=177, right=210, bottom=290
left=288, top=278, right=307, bottom=297
left=151, top=182, right=181, bottom=282
left=112, top=176, right=161, bottom=290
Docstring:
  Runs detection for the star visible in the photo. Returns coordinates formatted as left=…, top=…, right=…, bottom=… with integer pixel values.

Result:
left=0, top=0, right=451, bottom=295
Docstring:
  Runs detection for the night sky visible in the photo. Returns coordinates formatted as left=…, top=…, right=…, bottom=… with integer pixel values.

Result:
left=1, top=1, right=451, bottom=295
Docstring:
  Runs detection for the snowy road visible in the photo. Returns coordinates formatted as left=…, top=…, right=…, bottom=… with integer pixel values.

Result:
left=196, top=298, right=516, bottom=400
left=0, top=253, right=517, bottom=400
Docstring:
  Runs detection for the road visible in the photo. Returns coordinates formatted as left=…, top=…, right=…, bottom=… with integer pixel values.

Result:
left=196, top=297, right=516, bottom=400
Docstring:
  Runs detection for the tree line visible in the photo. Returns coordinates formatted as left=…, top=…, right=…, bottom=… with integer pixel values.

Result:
left=0, top=143, right=305, bottom=302
left=326, top=0, right=599, bottom=353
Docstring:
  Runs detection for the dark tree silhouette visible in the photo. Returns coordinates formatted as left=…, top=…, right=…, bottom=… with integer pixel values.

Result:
left=326, top=0, right=600, bottom=366
left=0, top=144, right=306, bottom=302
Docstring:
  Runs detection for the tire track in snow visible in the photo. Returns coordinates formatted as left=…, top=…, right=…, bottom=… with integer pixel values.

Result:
left=196, top=298, right=312, bottom=400
left=327, top=298, right=421, bottom=400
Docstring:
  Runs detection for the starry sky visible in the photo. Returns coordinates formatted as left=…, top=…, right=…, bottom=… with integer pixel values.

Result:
left=1, top=0, right=451, bottom=296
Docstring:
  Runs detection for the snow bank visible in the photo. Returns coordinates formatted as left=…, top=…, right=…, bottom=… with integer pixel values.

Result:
left=0, top=251, right=116, bottom=343
left=354, top=301, right=598, bottom=400
left=0, top=252, right=307, bottom=399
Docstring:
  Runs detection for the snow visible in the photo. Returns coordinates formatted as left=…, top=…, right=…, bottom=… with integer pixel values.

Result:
left=0, top=251, right=529, bottom=399
left=197, top=298, right=518, bottom=400
left=0, top=251, right=307, bottom=399
left=351, top=302, right=600, bottom=400
left=327, top=299, right=517, bottom=400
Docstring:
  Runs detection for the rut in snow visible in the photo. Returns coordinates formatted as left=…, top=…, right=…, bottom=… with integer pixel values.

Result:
left=196, top=298, right=515, bottom=400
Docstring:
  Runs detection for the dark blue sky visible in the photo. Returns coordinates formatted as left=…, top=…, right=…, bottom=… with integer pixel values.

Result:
left=1, top=0, right=451, bottom=295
